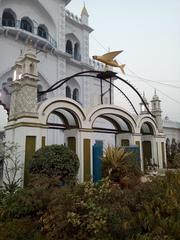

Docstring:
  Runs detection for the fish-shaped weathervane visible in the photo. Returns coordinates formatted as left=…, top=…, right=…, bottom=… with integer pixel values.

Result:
left=93, top=50, right=126, bottom=74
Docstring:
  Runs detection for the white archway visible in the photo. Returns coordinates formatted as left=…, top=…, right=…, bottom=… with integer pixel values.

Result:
left=38, top=97, right=86, bottom=128
left=87, top=105, right=137, bottom=133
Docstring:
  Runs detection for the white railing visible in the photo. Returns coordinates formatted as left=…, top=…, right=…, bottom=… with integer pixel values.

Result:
left=0, top=18, right=57, bottom=48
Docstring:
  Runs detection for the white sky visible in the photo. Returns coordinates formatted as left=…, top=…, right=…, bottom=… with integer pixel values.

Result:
left=67, top=0, right=180, bottom=121
left=0, top=0, right=180, bottom=129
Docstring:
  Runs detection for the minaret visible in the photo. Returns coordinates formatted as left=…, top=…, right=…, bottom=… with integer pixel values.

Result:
left=139, top=92, right=149, bottom=114
left=151, top=89, right=163, bottom=132
left=81, top=2, right=89, bottom=25
left=9, top=43, right=39, bottom=120
left=80, top=2, right=93, bottom=64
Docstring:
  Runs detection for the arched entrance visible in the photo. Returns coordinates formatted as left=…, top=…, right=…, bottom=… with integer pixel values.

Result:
left=46, top=108, right=80, bottom=151
left=141, top=121, right=155, bottom=169
left=87, top=106, right=136, bottom=181
left=38, top=97, right=86, bottom=152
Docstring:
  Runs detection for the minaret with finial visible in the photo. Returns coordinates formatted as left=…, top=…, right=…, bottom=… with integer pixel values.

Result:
left=140, top=92, right=149, bottom=114
left=80, top=2, right=93, bottom=64
left=81, top=2, right=89, bottom=25
left=9, top=41, right=39, bottom=120
left=151, top=89, right=163, bottom=132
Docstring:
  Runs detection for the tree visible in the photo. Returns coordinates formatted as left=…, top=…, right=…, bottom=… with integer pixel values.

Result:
left=0, top=142, right=22, bottom=193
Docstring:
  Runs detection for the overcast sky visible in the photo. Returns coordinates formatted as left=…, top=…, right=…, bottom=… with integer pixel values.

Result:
left=0, top=0, right=180, bottom=130
left=68, top=0, right=180, bottom=121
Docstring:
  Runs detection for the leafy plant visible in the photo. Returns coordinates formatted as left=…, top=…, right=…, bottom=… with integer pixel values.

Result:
left=102, top=145, right=142, bottom=188
left=30, top=144, right=80, bottom=184
left=0, top=171, right=180, bottom=239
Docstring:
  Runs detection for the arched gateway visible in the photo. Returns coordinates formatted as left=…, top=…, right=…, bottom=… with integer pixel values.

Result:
left=3, top=48, right=166, bottom=185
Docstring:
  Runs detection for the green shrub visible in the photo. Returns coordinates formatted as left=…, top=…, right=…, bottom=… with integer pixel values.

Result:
left=0, top=218, right=46, bottom=240
left=102, top=145, right=142, bottom=188
left=1, top=166, right=180, bottom=240
left=30, top=145, right=79, bottom=184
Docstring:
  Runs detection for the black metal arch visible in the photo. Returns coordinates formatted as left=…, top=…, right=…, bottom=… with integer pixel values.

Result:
left=38, top=70, right=155, bottom=117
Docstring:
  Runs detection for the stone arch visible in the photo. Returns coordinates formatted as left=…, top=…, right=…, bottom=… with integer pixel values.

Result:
left=38, top=97, right=86, bottom=128
left=137, top=116, right=158, bottom=135
left=2, top=8, right=16, bottom=27
left=138, top=116, right=159, bottom=169
left=87, top=105, right=136, bottom=133
left=20, top=16, right=34, bottom=33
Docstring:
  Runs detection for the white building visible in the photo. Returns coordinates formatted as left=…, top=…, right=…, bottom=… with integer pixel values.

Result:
left=0, top=0, right=174, bottom=185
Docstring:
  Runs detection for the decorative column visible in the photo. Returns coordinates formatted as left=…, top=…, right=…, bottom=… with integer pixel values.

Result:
left=9, top=45, right=39, bottom=120
left=81, top=3, right=93, bottom=64
left=151, top=90, right=163, bottom=133
left=151, top=90, right=167, bottom=168
left=4, top=45, right=42, bottom=186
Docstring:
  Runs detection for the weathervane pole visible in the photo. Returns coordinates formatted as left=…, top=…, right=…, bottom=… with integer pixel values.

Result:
left=109, top=77, right=112, bottom=104
left=100, top=78, right=103, bottom=104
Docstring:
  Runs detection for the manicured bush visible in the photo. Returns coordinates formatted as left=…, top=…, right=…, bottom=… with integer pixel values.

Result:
left=30, top=144, right=79, bottom=184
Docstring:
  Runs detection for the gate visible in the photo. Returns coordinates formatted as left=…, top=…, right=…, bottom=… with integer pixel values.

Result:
left=93, top=142, right=103, bottom=182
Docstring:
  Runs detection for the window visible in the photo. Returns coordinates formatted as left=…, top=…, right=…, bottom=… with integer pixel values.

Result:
left=66, top=40, right=73, bottom=54
left=73, top=88, right=79, bottom=101
left=20, top=17, right=33, bottom=33
left=66, top=86, right=71, bottom=98
left=29, top=63, right=34, bottom=74
left=2, top=9, right=16, bottom=27
left=74, top=43, right=81, bottom=61
left=38, top=25, right=48, bottom=39
left=37, top=85, right=46, bottom=102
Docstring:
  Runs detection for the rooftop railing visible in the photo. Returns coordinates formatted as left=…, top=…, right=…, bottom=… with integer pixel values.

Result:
left=0, top=18, right=57, bottom=48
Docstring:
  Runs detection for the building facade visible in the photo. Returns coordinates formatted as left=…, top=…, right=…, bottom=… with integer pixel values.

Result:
left=0, top=0, right=172, bottom=184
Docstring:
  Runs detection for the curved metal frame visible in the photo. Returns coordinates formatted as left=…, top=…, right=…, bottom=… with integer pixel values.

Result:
left=38, top=70, right=155, bottom=117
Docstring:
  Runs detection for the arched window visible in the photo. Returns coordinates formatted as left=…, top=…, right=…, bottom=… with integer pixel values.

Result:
left=74, top=42, right=80, bottom=61
left=29, top=63, right=34, bottom=74
left=38, top=25, right=48, bottom=39
left=66, top=86, right=71, bottom=98
left=73, top=88, right=79, bottom=101
left=2, top=9, right=16, bottom=27
left=37, top=84, right=47, bottom=102
left=66, top=40, right=73, bottom=54
left=20, top=17, right=33, bottom=33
